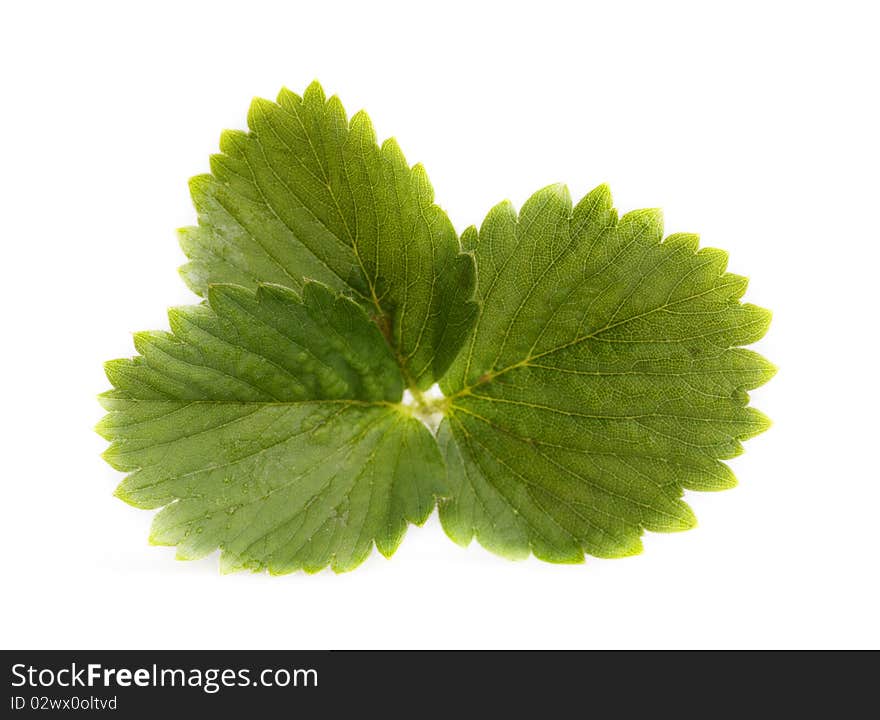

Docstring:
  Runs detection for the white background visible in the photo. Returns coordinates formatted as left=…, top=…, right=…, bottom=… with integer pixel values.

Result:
left=1, top=0, right=878, bottom=649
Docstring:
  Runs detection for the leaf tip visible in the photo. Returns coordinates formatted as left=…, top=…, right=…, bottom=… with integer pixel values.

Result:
left=276, top=86, right=302, bottom=108
left=111, top=478, right=135, bottom=504
left=131, top=330, right=160, bottom=354
left=349, top=109, right=376, bottom=141
left=375, top=537, right=403, bottom=561
left=218, top=552, right=243, bottom=575
left=621, top=207, right=664, bottom=239
left=177, top=262, right=207, bottom=297
left=94, top=414, right=112, bottom=440
left=460, top=224, right=479, bottom=253
left=102, top=358, right=132, bottom=388
left=592, top=182, right=613, bottom=202
left=525, top=183, right=573, bottom=215
left=610, top=533, right=645, bottom=559
left=303, top=79, right=326, bottom=105
left=673, top=502, right=699, bottom=532
left=96, top=389, right=121, bottom=412
left=741, top=303, right=773, bottom=344
left=547, top=181, right=571, bottom=200
left=246, top=95, right=278, bottom=131
left=744, top=407, right=773, bottom=438
left=531, top=541, right=586, bottom=564
left=186, top=174, right=215, bottom=215
left=483, top=198, right=518, bottom=232
left=664, top=232, right=701, bottom=253
left=380, top=136, right=407, bottom=167
left=218, top=129, right=247, bottom=156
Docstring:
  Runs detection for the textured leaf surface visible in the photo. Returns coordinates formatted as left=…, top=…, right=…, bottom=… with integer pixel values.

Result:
left=437, top=184, right=774, bottom=562
left=101, top=83, right=775, bottom=572
left=179, top=81, right=476, bottom=389
left=98, top=282, right=445, bottom=573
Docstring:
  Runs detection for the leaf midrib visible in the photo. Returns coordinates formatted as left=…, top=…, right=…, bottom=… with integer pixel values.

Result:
left=449, top=279, right=743, bottom=402
left=252, top=101, right=428, bottom=391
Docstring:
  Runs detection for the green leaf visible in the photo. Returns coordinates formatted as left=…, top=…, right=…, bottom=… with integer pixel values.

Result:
left=179, top=81, right=477, bottom=390
left=437, top=184, right=775, bottom=562
left=98, top=282, right=445, bottom=574
left=101, top=83, right=774, bottom=572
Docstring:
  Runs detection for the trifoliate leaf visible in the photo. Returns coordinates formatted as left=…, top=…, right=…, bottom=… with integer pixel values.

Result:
left=437, top=184, right=774, bottom=562
left=98, top=282, right=445, bottom=573
left=179, top=81, right=477, bottom=390
left=100, top=83, right=774, bottom=573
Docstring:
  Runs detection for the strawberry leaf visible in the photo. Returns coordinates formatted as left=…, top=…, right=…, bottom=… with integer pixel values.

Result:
left=437, top=184, right=774, bottom=561
left=99, top=282, right=445, bottom=574
left=179, top=81, right=477, bottom=390
left=100, top=85, right=774, bottom=573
